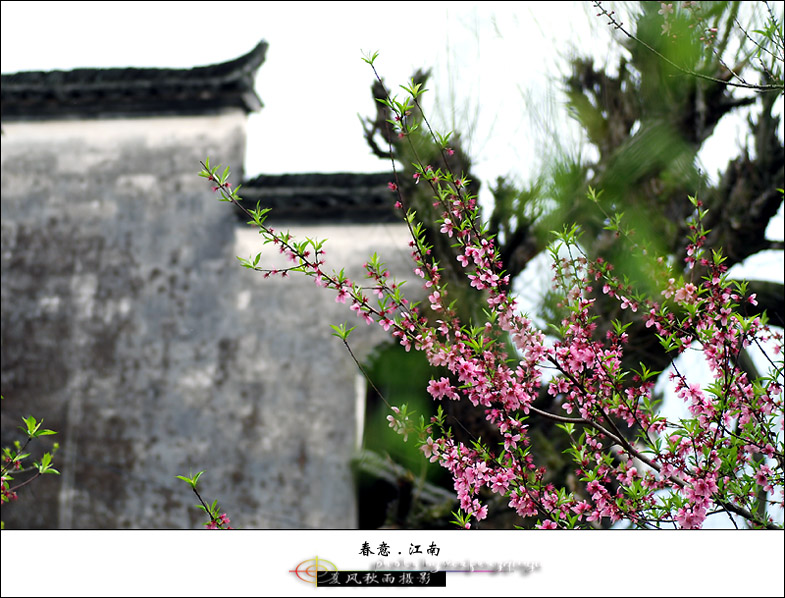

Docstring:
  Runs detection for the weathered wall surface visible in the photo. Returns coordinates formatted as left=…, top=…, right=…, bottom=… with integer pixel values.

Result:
left=1, top=114, right=411, bottom=528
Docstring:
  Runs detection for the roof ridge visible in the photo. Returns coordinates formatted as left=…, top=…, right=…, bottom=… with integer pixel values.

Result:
left=1, top=40, right=268, bottom=120
left=236, top=171, right=400, bottom=223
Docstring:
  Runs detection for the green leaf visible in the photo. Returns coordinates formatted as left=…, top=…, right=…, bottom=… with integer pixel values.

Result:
left=330, top=322, right=356, bottom=340
left=176, top=470, right=205, bottom=489
left=19, top=415, right=56, bottom=438
left=361, top=50, right=380, bottom=65
left=35, top=452, right=59, bottom=474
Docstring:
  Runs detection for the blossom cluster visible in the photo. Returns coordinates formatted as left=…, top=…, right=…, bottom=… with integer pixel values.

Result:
left=205, top=513, right=232, bottom=530
left=1, top=415, right=60, bottom=528
left=200, top=69, right=783, bottom=529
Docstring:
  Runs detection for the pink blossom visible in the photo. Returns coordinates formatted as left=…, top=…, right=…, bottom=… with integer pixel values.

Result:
left=440, top=219, right=455, bottom=237
left=421, top=437, right=439, bottom=460
left=675, top=506, right=706, bottom=529
left=548, top=378, right=570, bottom=396
left=429, top=291, right=442, bottom=311
left=620, top=296, right=637, bottom=312
left=427, top=377, right=458, bottom=400
left=689, top=476, right=718, bottom=499
left=674, top=283, right=697, bottom=304
left=475, top=504, right=488, bottom=521
left=455, top=358, right=479, bottom=381
left=503, top=432, right=521, bottom=451
left=755, top=465, right=773, bottom=492
left=624, top=467, right=638, bottom=485
left=571, top=501, right=592, bottom=516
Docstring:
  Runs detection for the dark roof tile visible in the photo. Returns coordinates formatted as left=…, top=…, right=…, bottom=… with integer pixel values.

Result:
left=237, top=172, right=400, bottom=223
left=1, top=41, right=268, bottom=120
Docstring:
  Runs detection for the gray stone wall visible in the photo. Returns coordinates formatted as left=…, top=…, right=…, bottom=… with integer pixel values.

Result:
left=1, top=114, right=411, bottom=528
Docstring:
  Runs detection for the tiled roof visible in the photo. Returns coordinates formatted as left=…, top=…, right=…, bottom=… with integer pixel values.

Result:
left=1, top=41, right=268, bottom=120
left=237, top=172, right=400, bottom=222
